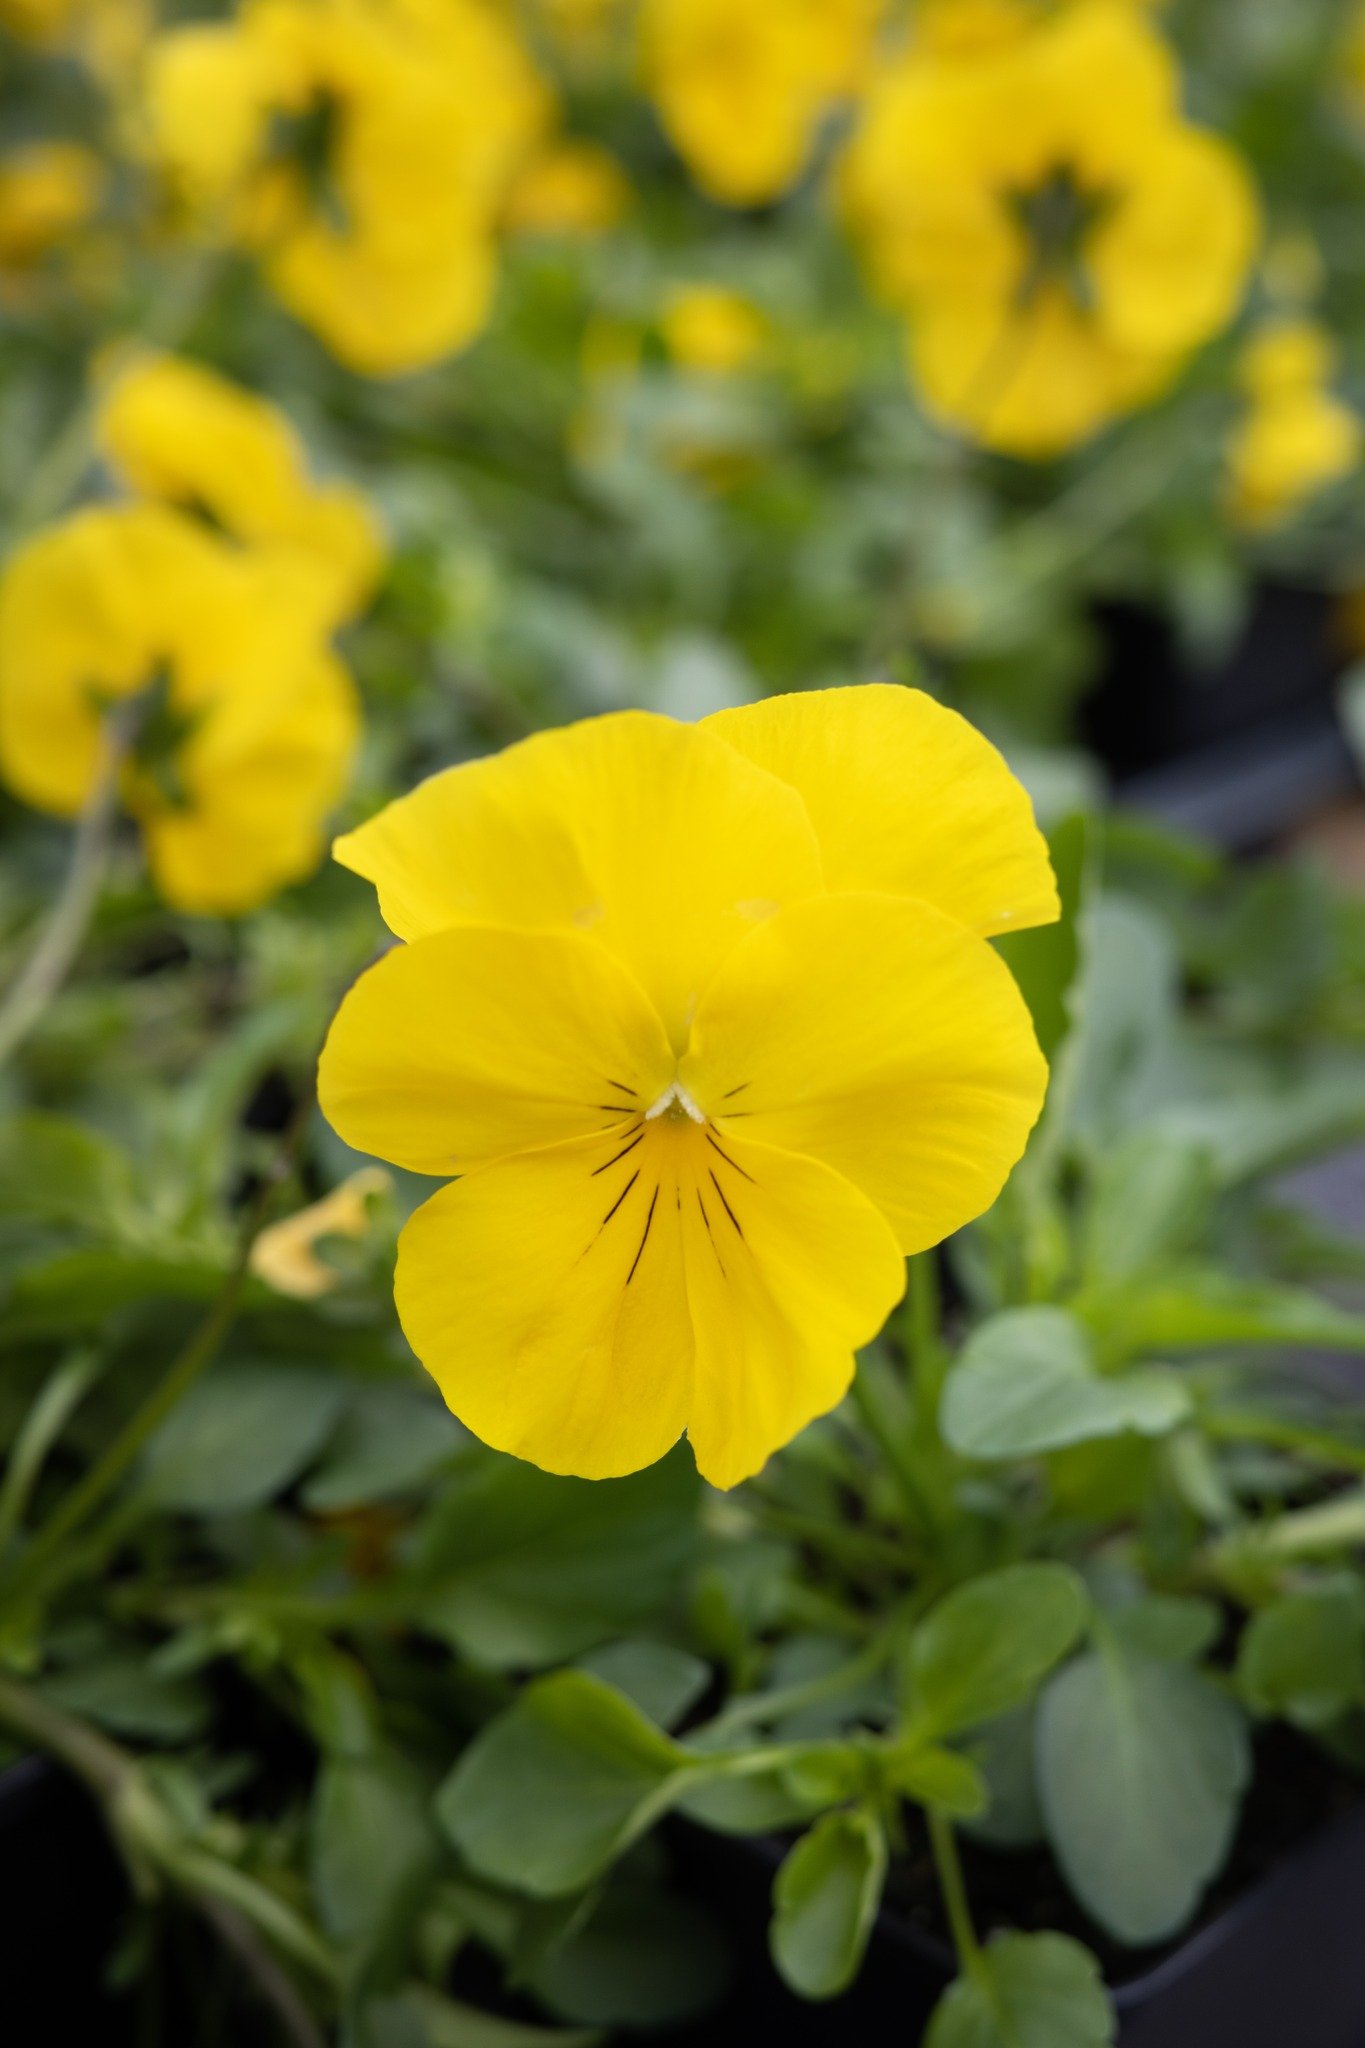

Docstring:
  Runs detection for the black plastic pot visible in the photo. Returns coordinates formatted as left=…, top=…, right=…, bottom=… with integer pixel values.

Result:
left=1086, top=584, right=1359, bottom=851
left=664, top=1800, right=1365, bottom=2048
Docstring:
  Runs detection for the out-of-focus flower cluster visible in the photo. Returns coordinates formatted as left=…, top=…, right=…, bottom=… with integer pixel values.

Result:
left=0, top=0, right=1362, bottom=922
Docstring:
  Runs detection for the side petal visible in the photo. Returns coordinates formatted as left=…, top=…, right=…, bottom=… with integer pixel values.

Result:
left=1090, top=125, right=1259, bottom=359
left=704, top=684, right=1058, bottom=936
left=680, top=1132, right=904, bottom=1490
left=680, top=892, right=1048, bottom=1254
left=335, top=710, right=824, bottom=1052
left=396, top=1134, right=692, bottom=1480
left=318, top=925, right=675, bottom=1176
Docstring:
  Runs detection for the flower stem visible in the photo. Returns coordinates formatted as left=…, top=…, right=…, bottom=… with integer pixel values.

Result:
left=927, top=1806, right=984, bottom=1980
left=0, top=714, right=132, bottom=1068
left=0, top=1668, right=332, bottom=2045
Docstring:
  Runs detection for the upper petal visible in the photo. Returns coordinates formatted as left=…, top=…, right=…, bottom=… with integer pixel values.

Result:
left=680, top=1131, right=905, bottom=1490
left=335, top=710, right=825, bottom=1051
left=680, top=891, right=1048, bottom=1254
left=704, top=685, right=1058, bottom=936
left=396, top=1129, right=692, bottom=1480
left=318, top=924, right=675, bottom=1176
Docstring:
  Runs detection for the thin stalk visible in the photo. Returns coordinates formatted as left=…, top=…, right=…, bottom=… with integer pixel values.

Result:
left=905, top=1252, right=946, bottom=1418
left=0, top=1669, right=333, bottom=2040
left=0, top=1349, right=100, bottom=1560
left=927, top=1807, right=984, bottom=1980
left=1201, top=1408, right=1365, bottom=1476
left=0, top=713, right=132, bottom=1067
left=852, top=1357, right=938, bottom=1535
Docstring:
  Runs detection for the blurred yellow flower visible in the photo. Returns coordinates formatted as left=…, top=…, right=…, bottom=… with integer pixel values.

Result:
left=0, top=503, right=360, bottom=915
left=142, top=0, right=549, bottom=376
left=96, top=353, right=385, bottom=626
left=640, top=0, right=883, bottom=206
left=318, top=685, right=1054, bottom=1486
left=843, top=0, right=1259, bottom=455
left=661, top=285, right=768, bottom=375
left=503, top=139, right=631, bottom=237
left=0, top=142, right=105, bottom=282
left=251, top=1166, right=392, bottom=1297
left=1226, top=322, right=1361, bottom=533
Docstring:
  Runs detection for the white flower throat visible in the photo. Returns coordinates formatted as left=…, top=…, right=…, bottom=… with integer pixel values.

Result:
left=644, top=1079, right=706, bottom=1125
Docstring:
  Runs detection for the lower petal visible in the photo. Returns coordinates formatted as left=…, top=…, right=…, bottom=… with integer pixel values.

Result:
left=395, top=1132, right=693, bottom=1480
left=680, top=1133, right=905, bottom=1490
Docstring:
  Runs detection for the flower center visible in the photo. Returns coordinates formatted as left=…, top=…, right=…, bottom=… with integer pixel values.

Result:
left=644, top=1079, right=706, bottom=1125
left=1007, top=163, right=1114, bottom=312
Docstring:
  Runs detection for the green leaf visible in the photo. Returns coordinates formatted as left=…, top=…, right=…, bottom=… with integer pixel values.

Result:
left=770, top=1808, right=887, bottom=2000
left=942, top=1307, right=1190, bottom=1460
left=0, top=1113, right=131, bottom=1230
left=885, top=1744, right=987, bottom=1819
left=1085, top=1269, right=1365, bottom=1360
left=1236, top=1586, right=1365, bottom=1725
left=354, top=1986, right=602, bottom=2048
left=924, top=1932, right=1113, bottom=2048
left=40, top=1655, right=208, bottom=1743
left=993, top=814, right=1090, bottom=1064
left=138, top=1361, right=344, bottom=1513
left=1035, top=1645, right=1249, bottom=1945
left=416, top=1451, right=698, bottom=1669
left=1080, top=1130, right=1214, bottom=1286
left=905, top=1566, right=1088, bottom=1741
left=575, top=1641, right=710, bottom=1731
left=301, top=1383, right=464, bottom=1511
left=1063, top=897, right=1180, bottom=1149
left=1108, top=1596, right=1220, bottom=1665
left=526, top=1877, right=729, bottom=2026
left=311, top=1750, right=439, bottom=1946
left=963, top=1709, right=1044, bottom=1850
left=436, top=1673, right=699, bottom=1897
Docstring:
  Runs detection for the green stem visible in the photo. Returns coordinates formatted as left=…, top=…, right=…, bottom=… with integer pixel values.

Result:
left=927, top=1807, right=984, bottom=1979
left=905, top=1252, right=946, bottom=1416
left=1201, top=1408, right=1365, bottom=1476
left=0, top=1349, right=99, bottom=1560
left=0, top=713, right=132, bottom=1067
left=0, top=1669, right=333, bottom=2039
left=851, top=1364, right=937, bottom=1534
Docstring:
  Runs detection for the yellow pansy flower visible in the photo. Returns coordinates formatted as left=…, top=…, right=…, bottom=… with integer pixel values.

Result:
left=503, top=140, right=631, bottom=237
left=640, top=0, right=883, bottom=207
left=95, top=353, right=385, bottom=626
left=142, top=0, right=549, bottom=376
left=318, top=686, right=1055, bottom=1488
left=0, top=503, right=359, bottom=916
left=251, top=1166, right=392, bottom=1297
left=1226, top=322, right=1361, bottom=533
left=0, top=142, right=105, bottom=282
left=661, top=285, right=768, bottom=376
left=843, top=0, right=1259, bottom=455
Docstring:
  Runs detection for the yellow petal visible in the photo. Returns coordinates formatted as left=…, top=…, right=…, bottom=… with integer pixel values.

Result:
left=680, top=1131, right=904, bottom=1489
left=141, top=646, right=359, bottom=916
left=318, top=924, right=675, bottom=1176
left=395, top=1130, right=693, bottom=1479
left=705, top=684, right=1057, bottom=936
left=681, top=891, right=1047, bottom=1254
left=1090, top=125, right=1259, bottom=358
left=250, top=1166, right=392, bottom=1299
left=335, top=710, right=824, bottom=1051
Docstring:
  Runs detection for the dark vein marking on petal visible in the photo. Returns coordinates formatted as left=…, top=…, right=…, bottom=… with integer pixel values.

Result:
left=706, top=1131, right=755, bottom=1181
left=604, top=1079, right=638, bottom=1098
left=721, top=1081, right=752, bottom=1099
left=591, top=1128, right=644, bottom=1175
left=709, top=1170, right=745, bottom=1240
left=599, top=1168, right=640, bottom=1231
left=696, top=1188, right=726, bottom=1276
left=626, top=1187, right=659, bottom=1284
